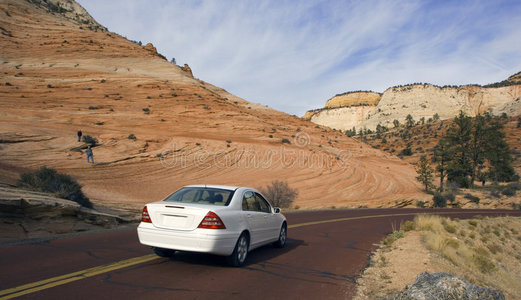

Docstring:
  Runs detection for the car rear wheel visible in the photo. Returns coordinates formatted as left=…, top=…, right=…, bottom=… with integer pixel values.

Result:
left=273, top=223, right=287, bottom=248
left=153, top=247, right=175, bottom=257
left=227, top=233, right=249, bottom=267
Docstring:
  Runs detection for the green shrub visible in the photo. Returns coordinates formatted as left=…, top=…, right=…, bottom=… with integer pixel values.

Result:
left=464, top=193, right=480, bottom=204
left=490, top=189, right=501, bottom=198
left=433, top=192, right=447, bottom=208
left=444, top=192, right=456, bottom=203
left=507, top=182, right=521, bottom=190
left=142, top=108, right=150, bottom=114
left=501, top=187, right=516, bottom=196
left=82, top=135, right=98, bottom=146
left=128, top=134, right=136, bottom=140
left=401, top=220, right=415, bottom=232
left=399, top=147, right=412, bottom=156
left=17, top=166, right=92, bottom=208
left=383, top=231, right=405, bottom=246
left=281, top=138, right=291, bottom=144
left=472, top=254, right=496, bottom=273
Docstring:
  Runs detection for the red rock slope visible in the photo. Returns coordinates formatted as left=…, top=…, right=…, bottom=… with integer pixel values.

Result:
left=0, top=0, right=426, bottom=209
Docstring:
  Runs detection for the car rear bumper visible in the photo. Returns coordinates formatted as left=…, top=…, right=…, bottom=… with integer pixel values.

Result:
left=137, top=223, right=239, bottom=256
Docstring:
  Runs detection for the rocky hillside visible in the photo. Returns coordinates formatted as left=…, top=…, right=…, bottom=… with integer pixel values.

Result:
left=305, top=73, right=521, bottom=132
left=0, top=184, right=138, bottom=242
left=0, top=0, right=427, bottom=210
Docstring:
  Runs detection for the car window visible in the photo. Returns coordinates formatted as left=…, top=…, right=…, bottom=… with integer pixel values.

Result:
left=242, top=191, right=258, bottom=211
left=255, top=193, right=271, bottom=213
left=165, top=187, right=234, bottom=206
left=179, top=189, right=198, bottom=203
left=242, top=191, right=271, bottom=213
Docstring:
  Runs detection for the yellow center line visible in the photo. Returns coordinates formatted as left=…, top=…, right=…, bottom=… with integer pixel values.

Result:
left=0, top=210, right=505, bottom=299
left=0, top=254, right=159, bottom=299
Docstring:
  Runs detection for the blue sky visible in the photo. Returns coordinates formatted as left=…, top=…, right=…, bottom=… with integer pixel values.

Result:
left=77, top=0, right=521, bottom=116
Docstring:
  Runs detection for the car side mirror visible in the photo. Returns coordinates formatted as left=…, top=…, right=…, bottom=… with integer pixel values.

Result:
left=274, top=207, right=281, bottom=213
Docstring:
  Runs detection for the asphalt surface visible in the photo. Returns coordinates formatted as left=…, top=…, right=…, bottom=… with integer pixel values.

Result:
left=1, top=209, right=520, bottom=300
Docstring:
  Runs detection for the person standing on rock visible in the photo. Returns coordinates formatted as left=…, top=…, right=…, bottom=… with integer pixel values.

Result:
left=86, top=145, right=94, bottom=164
left=77, top=130, right=82, bottom=142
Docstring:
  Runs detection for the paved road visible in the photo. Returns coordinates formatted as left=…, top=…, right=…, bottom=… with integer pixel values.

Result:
left=1, top=209, right=520, bottom=299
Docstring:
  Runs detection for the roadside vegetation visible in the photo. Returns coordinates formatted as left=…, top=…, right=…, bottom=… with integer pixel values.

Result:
left=355, top=215, right=521, bottom=299
left=17, top=166, right=93, bottom=208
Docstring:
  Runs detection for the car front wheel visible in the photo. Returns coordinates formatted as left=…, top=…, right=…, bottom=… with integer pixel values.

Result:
left=227, top=233, right=249, bottom=267
left=273, top=223, right=287, bottom=248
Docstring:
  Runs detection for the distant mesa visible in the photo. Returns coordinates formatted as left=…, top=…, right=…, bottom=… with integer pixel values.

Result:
left=305, top=73, right=521, bottom=132
left=324, top=91, right=381, bottom=109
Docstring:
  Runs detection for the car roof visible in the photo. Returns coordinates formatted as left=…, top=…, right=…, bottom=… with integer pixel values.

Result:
left=183, top=184, right=243, bottom=191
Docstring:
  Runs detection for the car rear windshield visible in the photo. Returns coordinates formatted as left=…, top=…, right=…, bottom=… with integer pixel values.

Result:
left=164, top=187, right=235, bottom=206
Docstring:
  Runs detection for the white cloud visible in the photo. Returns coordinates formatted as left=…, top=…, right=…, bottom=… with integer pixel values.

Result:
left=78, top=0, right=521, bottom=116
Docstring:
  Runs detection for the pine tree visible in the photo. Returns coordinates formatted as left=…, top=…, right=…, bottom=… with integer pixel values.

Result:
left=406, top=114, right=415, bottom=128
left=434, top=111, right=518, bottom=188
left=485, top=118, right=518, bottom=182
left=434, top=138, right=451, bottom=192
left=468, top=114, right=488, bottom=187
left=416, top=155, right=435, bottom=192
left=445, top=111, right=473, bottom=187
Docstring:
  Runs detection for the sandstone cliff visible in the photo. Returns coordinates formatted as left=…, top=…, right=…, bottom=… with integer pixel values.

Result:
left=303, top=91, right=381, bottom=131
left=306, top=75, right=521, bottom=131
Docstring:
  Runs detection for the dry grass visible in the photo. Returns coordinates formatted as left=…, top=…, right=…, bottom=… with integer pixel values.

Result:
left=355, top=215, right=521, bottom=299
left=416, top=214, right=521, bottom=297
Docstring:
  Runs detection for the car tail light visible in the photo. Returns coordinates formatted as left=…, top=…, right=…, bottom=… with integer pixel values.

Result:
left=141, top=206, right=152, bottom=223
left=198, top=211, right=226, bottom=229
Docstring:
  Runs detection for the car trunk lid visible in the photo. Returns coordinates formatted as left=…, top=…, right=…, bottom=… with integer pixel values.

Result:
left=147, top=203, right=210, bottom=231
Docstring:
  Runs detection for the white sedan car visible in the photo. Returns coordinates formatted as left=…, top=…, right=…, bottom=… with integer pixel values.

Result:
left=137, top=185, right=287, bottom=266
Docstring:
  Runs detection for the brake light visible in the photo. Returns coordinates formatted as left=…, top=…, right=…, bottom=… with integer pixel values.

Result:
left=141, top=206, right=152, bottom=223
left=198, top=211, right=226, bottom=229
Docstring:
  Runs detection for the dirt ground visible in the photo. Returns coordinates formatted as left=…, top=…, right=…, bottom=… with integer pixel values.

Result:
left=354, top=232, right=440, bottom=299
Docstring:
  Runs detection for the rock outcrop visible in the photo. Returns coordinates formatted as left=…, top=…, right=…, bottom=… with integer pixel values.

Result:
left=305, top=75, right=521, bottom=132
left=0, top=185, right=138, bottom=242
left=390, top=272, right=505, bottom=300
left=28, top=0, right=107, bottom=31
left=181, top=63, right=194, bottom=78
